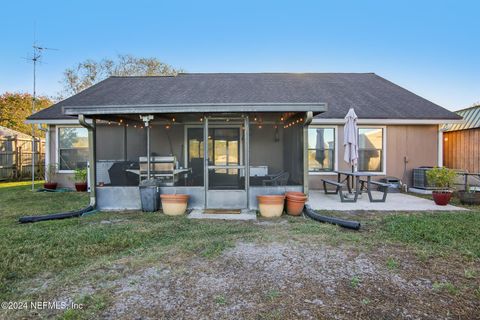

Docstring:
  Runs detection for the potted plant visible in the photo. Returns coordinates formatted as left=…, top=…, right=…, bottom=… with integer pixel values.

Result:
left=457, top=184, right=480, bottom=205
left=285, top=191, right=308, bottom=216
left=160, top=193, right=189, bottom=215
left=426, top=167, right=457, bottom=205
left=44, top=163, right=58, bottom=190
left=257, top=194, right=285, bottom=218
left=73, top=168, right=88, bottom=192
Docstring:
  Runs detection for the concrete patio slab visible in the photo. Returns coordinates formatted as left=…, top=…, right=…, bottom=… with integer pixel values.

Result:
left=307, top=191, right=467, bottom=211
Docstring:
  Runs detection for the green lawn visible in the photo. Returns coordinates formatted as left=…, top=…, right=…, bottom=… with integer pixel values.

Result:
left=0, top=182, right=479, bottom=318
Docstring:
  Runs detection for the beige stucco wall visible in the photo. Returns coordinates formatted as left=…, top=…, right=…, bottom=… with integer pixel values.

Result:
left=308, top=124, right=439, bottom=189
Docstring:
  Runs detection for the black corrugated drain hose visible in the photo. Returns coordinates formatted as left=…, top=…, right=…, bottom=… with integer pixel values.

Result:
left=303, top=205, right=361, bottom=230
left=18, top=206, right=96, bottom=224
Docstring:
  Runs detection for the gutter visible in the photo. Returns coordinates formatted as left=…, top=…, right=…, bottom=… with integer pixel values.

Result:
left=79, top=115, right=97, bottom=207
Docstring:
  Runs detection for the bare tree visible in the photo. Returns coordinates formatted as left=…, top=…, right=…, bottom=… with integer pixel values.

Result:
left=58, top=54, right=183, bottom=99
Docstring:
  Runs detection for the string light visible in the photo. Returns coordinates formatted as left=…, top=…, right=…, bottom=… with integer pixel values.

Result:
left=172, top=117, right=176, bottom=122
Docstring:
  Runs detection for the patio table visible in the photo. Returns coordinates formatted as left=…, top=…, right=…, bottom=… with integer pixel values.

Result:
left=334, top=170, right=385, bottom=202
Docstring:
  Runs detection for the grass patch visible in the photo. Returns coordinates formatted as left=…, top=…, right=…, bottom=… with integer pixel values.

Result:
left=432, top=281, right=459, bottom=295
left=386, top=257, right=399, bottom=271
left=1, top=181, right=479, bottom=318
left=350, top=276, right=361, bottom=288
left=379, top=211, right=480, bottom=258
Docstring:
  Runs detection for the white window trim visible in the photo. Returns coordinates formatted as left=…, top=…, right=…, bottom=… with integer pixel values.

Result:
left=307, top=125, right=338, bottom=175
left=55, top=125, right=88, bottom=174
left=357, top=125, right=387, bottom=175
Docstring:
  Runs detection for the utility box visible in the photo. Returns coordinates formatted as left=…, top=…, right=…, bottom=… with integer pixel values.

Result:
left=379, top=177, right=401, bottom=193
left=139, top=179, right=161, bottom=212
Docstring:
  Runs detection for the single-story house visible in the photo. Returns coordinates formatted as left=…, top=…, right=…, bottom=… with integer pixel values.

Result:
left=443, top=105, right=480, bottom=173
left=27, top=73, right=461, bottom=210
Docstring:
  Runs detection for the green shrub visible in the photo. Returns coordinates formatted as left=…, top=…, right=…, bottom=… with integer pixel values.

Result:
left=426, top=167, right=456, bottom=189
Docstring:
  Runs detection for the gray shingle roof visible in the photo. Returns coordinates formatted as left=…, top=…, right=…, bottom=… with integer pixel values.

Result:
left=443, top=105, right=480, bottom=131
left=28, top=73, right=460, bottom=120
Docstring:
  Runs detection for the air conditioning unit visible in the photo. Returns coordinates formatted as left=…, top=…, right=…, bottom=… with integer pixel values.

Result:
left=412, top=167, right=437, bottom=190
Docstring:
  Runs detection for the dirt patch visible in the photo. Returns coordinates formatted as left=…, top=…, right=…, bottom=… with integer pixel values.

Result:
left=91, top=242, right=479, bottom=319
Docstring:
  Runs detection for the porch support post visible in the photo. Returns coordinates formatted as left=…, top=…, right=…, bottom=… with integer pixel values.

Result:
left=244, top=115, right=250, bottom=209
left=147, top=125, right=150, bottom=178
left=203, top=116, right=208, bottom=208
left=140, top=115, right=154, bottom=180
left=303, top=111, right=313, bottom=195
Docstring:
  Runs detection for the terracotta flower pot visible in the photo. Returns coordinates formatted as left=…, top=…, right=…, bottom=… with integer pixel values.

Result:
left=44, top=182, right=57, bottom=190
left=285, top=192, right=307, bottom=216
left=257, top=195, right=285, bottom=218
left=432, top=190, right=452, bottom=206
left=75, top=182, right=88, bottom=192
left=160, top=194, right=189, bottom=216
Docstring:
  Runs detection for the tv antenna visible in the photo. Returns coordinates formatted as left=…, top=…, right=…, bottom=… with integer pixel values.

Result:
left=25, top=39, right=58, bottom=191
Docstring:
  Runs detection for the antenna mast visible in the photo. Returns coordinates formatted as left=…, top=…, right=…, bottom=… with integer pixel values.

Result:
left=28, top=39, right=57, bottom=191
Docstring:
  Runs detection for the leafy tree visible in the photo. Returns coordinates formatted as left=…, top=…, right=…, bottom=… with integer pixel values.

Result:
left=0, top=92, right=52, bottom=137
left=58, top=54, right=183, bottom=98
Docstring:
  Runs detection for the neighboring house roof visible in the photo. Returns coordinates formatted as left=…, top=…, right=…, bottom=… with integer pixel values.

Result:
left=0, top=125, right=37, bottom=139
left=443, top=105, right=480, bottom=132
left=27, top=73, right=461, bottom=121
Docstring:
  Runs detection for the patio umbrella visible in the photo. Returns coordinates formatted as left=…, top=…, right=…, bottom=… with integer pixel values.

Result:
left=315, top=128, right=325, bottom=167
left=343, top=108, right=358, bottom=171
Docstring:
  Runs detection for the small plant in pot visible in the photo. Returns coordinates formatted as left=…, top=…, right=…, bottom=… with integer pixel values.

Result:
left=457, top=184, right=480, bottom=205
left=426, top=167, right=456, bottom=205
left=44, top=163, right=59, bottom=190
left=73, top=168, right=88, bottom=192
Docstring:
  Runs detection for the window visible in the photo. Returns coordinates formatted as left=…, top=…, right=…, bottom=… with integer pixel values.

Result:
left=58, top=127, right=88, bottom=171
left=308, top=127, right=336, bottom=172
left=358, top=127, right=384, bottom=172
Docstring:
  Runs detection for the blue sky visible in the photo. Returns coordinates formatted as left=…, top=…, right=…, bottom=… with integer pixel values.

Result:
left=0, top=0, right=478, bottom=110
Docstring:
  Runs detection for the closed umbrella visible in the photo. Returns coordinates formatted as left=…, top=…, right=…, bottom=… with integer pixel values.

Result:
left=315, top=128, right=325, bottom=167
left=343, top=108, right=358, bottom=171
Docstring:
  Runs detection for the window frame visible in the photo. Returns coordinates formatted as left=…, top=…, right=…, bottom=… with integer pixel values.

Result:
left=357, top=126, right=387, bottom=174
left=307, top=125, right=338, bottom=175
left=55, top=125, right=89, bottom=173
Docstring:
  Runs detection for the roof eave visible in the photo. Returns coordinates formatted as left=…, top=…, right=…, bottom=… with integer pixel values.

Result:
left=62, top=102, right=328, bottom=116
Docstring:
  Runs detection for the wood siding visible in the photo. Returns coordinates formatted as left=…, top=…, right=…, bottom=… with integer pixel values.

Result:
left=443, top=128, right=480, bottom=173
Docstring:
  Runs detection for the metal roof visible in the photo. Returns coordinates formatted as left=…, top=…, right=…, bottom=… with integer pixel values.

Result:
left=27, top=73, right=461, bottom=121
left=443, top=105, right=480, bottom=132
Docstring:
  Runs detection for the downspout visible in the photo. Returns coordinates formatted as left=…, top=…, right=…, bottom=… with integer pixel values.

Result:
left=437, top=125, right=444, bottom=167
left=79, top=115, right=96, bottom=207
left=303, top=111, right=313, bottom=195
left=37, top=124, right=49, bottom=181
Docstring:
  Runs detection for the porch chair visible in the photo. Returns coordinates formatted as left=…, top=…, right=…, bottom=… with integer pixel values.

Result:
left=262, top=172, right=289, bottom=186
